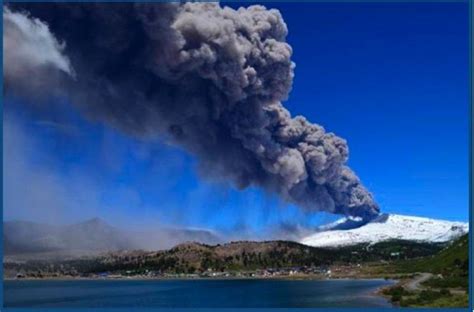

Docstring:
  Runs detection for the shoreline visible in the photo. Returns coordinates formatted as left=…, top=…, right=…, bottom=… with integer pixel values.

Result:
left=373, top=279, right=400, bottom=306
left=4, top=276, right=392, bottom=282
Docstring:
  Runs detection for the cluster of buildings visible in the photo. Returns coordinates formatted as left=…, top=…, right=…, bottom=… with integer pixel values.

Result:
left=14, top=265, right=335, bottom=280
left=127, top=266, right=334, bottom=279
left=256, top=266, right=332, bottom=277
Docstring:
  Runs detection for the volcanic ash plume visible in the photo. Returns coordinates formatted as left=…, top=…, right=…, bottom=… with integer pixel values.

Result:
left=3, top=3, right=379, bottom=220
left=3, top=7, right=73, bottom=97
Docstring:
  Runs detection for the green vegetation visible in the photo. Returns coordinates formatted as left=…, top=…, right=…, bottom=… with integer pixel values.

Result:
left=378, top=234, right=468, bottom=307
left=422, top=275, right=468, bottom=290
left=393, top=234, right=468, bottom=293
left=418, top=294, right=469, bottom=308
left=382, top=285, right=410, bottom=302
left=339, top=239, right=445, bottom=262
left=391, top=234, right=468, bottom=276
left=383, top=287, right=468, bottom=308
left=391, top=287, right=468, bottom=307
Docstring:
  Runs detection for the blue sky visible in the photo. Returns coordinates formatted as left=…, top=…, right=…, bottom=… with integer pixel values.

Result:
left=3, top=2, right=469, bottom=233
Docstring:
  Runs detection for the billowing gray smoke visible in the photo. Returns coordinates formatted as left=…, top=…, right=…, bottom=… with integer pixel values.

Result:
left=4, top=3, right=379, bottom=220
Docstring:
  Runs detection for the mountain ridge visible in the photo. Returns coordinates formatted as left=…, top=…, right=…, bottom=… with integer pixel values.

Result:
left=4, top=213, right=467, bottom=259
left=300, top=213, right=468, bottom=247
left=4, top=218, right=221, bottom=258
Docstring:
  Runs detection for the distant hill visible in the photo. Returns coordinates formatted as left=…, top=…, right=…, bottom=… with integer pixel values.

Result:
left=4, top=218, right=221, bottom=259
left=409, top=234, right=469, bottom=292
left=4, top=238, right=450, bottom=277
left=4, top=218, right=137, bottom=257
left=392, top=234, right=469, bottom=277
left=124, top=239, right=448, bottom=273
left=424, top=233, right=469, bottom=276
left=301, top=214, right=468, bottom=247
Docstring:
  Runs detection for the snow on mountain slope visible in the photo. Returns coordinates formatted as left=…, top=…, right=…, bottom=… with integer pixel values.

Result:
left=300, top=213, right=468, bottom=247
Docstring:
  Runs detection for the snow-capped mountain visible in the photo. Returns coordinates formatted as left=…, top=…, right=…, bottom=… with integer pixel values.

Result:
left=300, top=213, right=468, bottom=248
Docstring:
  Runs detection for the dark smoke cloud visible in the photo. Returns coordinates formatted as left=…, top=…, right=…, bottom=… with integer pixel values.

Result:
left=4, top=3, right=379, bottom=220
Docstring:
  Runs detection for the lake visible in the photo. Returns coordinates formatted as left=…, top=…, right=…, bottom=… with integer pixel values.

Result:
left=4, top=279, right=394, bottom=308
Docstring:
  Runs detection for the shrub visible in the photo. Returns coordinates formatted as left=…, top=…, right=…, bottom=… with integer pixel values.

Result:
left=391, top=293, right=402, bottom=302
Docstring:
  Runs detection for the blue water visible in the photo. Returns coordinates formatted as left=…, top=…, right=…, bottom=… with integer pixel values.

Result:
left=4, top=279, right=394, bottom=308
